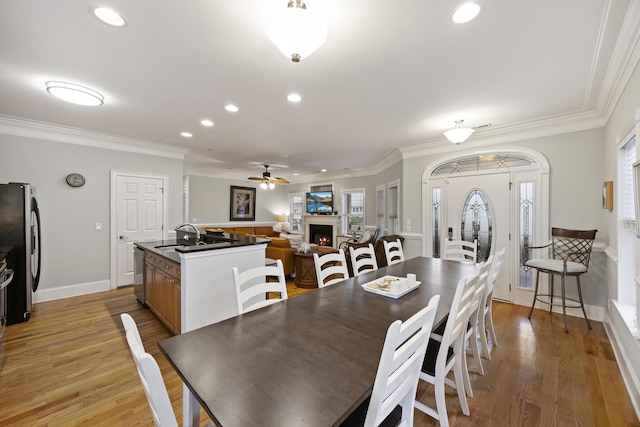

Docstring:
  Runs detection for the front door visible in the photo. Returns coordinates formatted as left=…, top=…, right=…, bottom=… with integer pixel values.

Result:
left=115, top=174, right=164, bottom=287
left=444, top=172, right=511, bottom=301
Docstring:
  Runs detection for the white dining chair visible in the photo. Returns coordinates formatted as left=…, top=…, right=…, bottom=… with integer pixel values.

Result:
left=120, top=313, right=214, bottom=427
left=465, top=256, right=493, bottom=382
left=415, top=273, right=479, bottom=427
left=349, top=244, right=378, bottom=276
left=313, top=249, right=349, bottom=288
left=363, top=295, right=441, bottom=427
left=480, top=247, right=505, bottom=358
left=232, top=259, right=288, bottom=314
left=444, top=239, right=478, bottom=264
left=383, top=239, right=405, bottom=266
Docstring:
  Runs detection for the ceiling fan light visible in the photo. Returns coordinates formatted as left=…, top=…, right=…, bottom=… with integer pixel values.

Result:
left=444, top=120, right=475, bottom=144
left=45, top=81, right=104, bottom=106
left=260, top=181, right=269, bottom=189
left=268, top=182, right=275, bottom=190
left=266, top=1, right=327, bottom=62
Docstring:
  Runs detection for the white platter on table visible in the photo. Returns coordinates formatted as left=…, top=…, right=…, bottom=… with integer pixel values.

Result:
left=361, top=275, right=421, bottom=299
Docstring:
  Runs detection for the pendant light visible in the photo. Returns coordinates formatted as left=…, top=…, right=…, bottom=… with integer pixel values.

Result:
left=266, top=0, right=327, bottom=62
left=444, top=120, right=475, bottom=144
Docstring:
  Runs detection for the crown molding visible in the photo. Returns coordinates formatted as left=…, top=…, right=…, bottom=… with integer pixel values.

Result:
left=398, top=110, right=606, bottom=160
left=597, top=0, right=640, bottom=119
left=0, top=115, right=188, bottom=160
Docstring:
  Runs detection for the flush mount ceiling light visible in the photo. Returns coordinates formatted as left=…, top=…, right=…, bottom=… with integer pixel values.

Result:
left=287, top=93, right=302, bottom=103
left=452, top=3, right=481, bottom=24
left=444, top=120, right=475, bottom=144
left=94, top=7, right=126, bottom=27
left=45, top=81, right=104, bottom=106
left=266, top=0, right=327, bottom=62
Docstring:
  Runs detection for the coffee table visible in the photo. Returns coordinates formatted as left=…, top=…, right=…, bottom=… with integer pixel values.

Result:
left=293, top=247, right=337, bottom=288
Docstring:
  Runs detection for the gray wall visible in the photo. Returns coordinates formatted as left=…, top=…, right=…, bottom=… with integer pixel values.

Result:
left=187, top=175, right=289, bottom=224
left=402, top=128, right=605, bottom=237
left=0, top=134, right=183, bottom=292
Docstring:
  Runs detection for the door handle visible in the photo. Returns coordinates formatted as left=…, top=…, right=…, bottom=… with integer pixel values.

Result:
left=119, top=235, right=127, bottom=240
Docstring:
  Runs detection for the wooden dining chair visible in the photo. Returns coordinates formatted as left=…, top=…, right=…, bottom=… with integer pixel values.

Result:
left=525, top=228, right=597, bottom=333
left=232, top=259, right=288, bottom=314
left=479, top=247, right=505, bottom=359
left=444, top=239, right=478, bottom=264
left=349, top=244, right=378, bottom=276
left=341, top=296, right=441, bottom=427
left=415, top=273, right=479, bottom=427
left=313, top=249, right=349, bottom=287
left=120, top=313, right=214, bottom=427
left=383, top=239, right=405, bottom=266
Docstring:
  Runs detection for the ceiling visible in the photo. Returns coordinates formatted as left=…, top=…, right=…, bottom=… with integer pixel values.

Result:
left=0, top=0, right=636, bottom=183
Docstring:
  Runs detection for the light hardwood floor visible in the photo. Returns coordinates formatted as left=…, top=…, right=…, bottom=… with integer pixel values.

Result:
left=0, top=285, right=638, bottom=427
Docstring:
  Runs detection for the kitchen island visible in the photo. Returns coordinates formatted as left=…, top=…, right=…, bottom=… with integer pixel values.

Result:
left=135, top=232, right=269, bottom=334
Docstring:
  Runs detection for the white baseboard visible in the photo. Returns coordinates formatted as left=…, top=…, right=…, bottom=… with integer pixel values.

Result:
left=34, top=280, right=111, bottom=303
left=604, top=304, right=640, bottom=420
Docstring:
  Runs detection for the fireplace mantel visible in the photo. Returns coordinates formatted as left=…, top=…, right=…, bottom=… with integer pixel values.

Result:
left=303, top=215, right=341, bottom=248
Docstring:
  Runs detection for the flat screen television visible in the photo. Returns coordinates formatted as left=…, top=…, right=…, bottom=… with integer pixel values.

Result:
left=306, top=191, right=333, bottom=214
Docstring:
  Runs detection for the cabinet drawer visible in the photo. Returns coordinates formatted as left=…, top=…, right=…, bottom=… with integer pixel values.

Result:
left=161, top=260, right=180, bottom=279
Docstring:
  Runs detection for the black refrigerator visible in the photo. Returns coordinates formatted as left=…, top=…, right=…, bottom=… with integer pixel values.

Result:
left=0, top=183, right=41, bottom=324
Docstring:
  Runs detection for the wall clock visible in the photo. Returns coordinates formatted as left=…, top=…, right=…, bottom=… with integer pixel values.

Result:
left=66, top=173, right=85, bottom=187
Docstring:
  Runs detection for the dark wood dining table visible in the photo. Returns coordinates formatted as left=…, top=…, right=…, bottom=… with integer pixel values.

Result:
left=158, top=256, right=477, bottom=427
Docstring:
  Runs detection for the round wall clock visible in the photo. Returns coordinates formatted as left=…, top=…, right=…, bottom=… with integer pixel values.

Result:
left=66, top=173, right=85, bottom=187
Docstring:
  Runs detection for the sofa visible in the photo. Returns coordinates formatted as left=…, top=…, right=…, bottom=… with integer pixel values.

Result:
left=201, top=225, right=281, bottom=238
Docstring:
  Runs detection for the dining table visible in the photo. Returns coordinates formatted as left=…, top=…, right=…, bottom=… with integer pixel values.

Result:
left=158, top=256, right=477, bottom=427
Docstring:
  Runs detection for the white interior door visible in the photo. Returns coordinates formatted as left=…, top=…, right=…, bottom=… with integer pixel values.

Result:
left=444, top=172, right=511, bottom=301
left=116, top=175, right=164, bottom=286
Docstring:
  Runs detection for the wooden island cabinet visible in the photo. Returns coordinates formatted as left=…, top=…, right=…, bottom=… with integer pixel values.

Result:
left=144, top=251, right=181, bottom=335
left=135, top=234, right=269, bottom=335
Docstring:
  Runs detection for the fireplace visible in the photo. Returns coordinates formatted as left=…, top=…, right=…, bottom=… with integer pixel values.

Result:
left=310, top=224, right=333, bottom=246
left=303, top=215, right=340, bottom=248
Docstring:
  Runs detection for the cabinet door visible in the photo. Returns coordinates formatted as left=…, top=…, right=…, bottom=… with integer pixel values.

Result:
left=164, top=277, right=181, bottom=334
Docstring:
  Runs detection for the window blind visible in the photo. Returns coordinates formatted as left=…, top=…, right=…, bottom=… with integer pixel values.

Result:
left=377, top=187, right=385, bottom=229
left=623, top=136, right=636, bottom=222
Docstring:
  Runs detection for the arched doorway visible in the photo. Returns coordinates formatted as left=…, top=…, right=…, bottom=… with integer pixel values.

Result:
left=422, top=147, right=549, bottom=305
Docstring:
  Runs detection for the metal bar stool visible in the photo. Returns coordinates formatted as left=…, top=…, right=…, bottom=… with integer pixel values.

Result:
left=525, top=228, right=597, bottom=333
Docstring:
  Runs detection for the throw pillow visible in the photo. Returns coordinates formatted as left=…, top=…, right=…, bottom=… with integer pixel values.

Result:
left=282, top=221, right=291, bottom=232
left=358, top=230, right=372, bottom=243
left=273, top=222, right=283, bottom=232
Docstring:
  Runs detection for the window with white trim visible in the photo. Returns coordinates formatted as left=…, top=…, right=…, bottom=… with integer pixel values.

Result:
left=388, top=180, right=399, bottom=234
left=342, top=189, right=365, bottom=235
left=623, top=136, right=636, bottom=226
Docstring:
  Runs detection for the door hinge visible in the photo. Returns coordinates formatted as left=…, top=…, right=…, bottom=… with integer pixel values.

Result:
left=509, top=181, right=512, bottom=190
left=509, top=283, right=512, bottom=291
left=509, top=232, right=511, bottom=240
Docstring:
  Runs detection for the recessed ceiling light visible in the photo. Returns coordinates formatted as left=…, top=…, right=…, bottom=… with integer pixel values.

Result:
left=293, top=173, right=299, bottom=176
left=45, top=81, right=104, bottom=106
left=94, top=7, right=126, bottom=27
left=452, top=3, right=480, bottom=23
left=181, top=132, right=193, bottom=138
left=225, top=104, right=239, bottom=112
left=287, top=93, right=302, bottom=103
left=201, top=119, right=214, bottom=127
left=321, top=169, right=327, bottom=172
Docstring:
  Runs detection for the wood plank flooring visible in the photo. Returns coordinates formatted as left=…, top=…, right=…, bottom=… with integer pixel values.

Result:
left=0, top=284, right=638, bottom=426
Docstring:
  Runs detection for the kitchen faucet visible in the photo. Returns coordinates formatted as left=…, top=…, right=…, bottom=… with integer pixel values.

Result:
left=175, top=223, right=201, bottom=244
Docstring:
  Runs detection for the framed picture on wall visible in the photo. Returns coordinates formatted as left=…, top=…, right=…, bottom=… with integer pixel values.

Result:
left=634, top=161, right=640, bottom=238
left=230, top=186, right=256, bottom=221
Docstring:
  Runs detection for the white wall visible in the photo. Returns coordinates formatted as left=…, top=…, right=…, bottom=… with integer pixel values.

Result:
left=0, top=134, right=183, bottom=294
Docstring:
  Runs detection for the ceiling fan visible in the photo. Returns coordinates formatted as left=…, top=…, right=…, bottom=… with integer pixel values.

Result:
left=248, top=165, right=289, bottom=189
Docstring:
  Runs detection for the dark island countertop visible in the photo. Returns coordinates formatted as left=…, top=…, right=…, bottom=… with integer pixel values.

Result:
left=135, top=233, right=269, bottom=263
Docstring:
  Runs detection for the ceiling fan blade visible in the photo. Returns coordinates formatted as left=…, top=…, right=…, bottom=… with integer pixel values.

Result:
left=247, top=177, right=263, bottom=181
left=273, top=177, right=289, bottom=184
